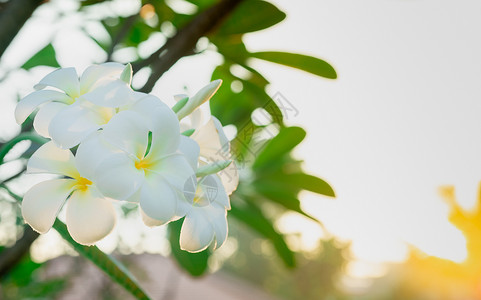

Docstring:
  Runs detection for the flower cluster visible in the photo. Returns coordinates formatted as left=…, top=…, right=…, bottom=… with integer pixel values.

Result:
left=16, top=63, right=238, bottom=252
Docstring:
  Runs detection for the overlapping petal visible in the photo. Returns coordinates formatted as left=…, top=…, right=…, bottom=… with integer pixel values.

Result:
left=75, top=133, right=119, bottom=180
left=33, top=102, right=68, bottom=138
left=102, top=111, right=149, bottom=158
left=48, top=102, right=106, bottom=149
left=81, top=80, right=135, bottom=108
left=180, top=212, right=215, bottom=253
left=27, top=141, right=79, bottom=179
left=66, top=187, right=116, bottom=245
left=95, top=153, right=144, bottom=200
left=15, top=90, right=71, bottom=124
left=22, top=179, right=75, bottom=234
left=178, top=136, right=200, bottom=170
left=150, top=154, right=194, bottom=192
left=139, top=173, right=178, bottom=225
left=79, top=62, right=124, bottom=93
left=34, top=67, right=80, bottom=98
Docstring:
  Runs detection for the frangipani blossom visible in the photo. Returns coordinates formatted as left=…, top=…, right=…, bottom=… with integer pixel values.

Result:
left=82, top=96, right=197, bottom=225
left=174, top=81, right=238, bottom=195
left=174, top=136, right=230, bottom=252
left=15, top=63, right=136, bottom=149
left=180, top=174, right=230, bottom=252
left=190, top=116, right=239, bottom=195
left=22, top=142, right=116, bottom=245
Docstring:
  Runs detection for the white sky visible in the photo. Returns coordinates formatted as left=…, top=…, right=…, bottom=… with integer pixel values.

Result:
left=2, top=0, right=481, bottom=277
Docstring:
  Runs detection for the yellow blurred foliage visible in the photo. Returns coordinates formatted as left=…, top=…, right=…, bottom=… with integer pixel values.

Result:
left=399, top=185, right=481, bottom=300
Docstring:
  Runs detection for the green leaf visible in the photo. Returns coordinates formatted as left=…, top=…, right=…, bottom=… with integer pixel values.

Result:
left=250, top=51, right=337, bottom=79
left=253, top=181, right=318, bottom=222
left=52, top=220, right=151, bottom=299
left=218, top=0, right=286, bottom=35
left=253, top=126, right=306, bottom=169
left=21, top=44, right=60, bottom=70
left=230, top=199, right=295, bottom=267
left=271, top=173, right=336, bottom=197
left=168, top=219, right=210, bottom=276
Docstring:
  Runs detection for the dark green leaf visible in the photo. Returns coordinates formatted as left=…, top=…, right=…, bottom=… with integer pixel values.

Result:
left=218, top=0, right=286, bottom=35
left=52, top=220, right=151, bottom=300
left=253, top=181, right=318, bottom=222
left=270, top=173, right=336, bottom=197
left=168, top=219, right=210, bottom=277
left=253, top=126, right=306, bottom=169
left=250, top=51, right=337, bottom=79
left=230, top=199, right=295, bottom=267
left=21, top=44, right=60, bottom=70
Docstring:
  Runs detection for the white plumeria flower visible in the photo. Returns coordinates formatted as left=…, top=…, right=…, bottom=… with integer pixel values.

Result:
left=180, top=174, right=230, bottom=252
left=81, top=95, right=197, bottom=226
left=172, top=136, right=230, bottom=252
left=190, top=116, right=239, bottom=195
left=175, top=81, right=239, bottom=195
left=15, top=63, right=137, bottom=149
left=21, top=141, right=116, bottom=245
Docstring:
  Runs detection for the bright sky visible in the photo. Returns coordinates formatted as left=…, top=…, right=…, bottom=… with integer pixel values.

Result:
left=2, top=0, right=481, bottom=279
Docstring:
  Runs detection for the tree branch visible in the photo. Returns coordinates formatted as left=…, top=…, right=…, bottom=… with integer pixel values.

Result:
left=106, top=13, right=139, bottom=62
left=138, top=0, right=244, bottom=93
left=0, top=0, right=46, bottom=60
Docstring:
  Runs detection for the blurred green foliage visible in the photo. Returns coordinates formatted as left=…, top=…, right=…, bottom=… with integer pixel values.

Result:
left=0, top=0, right=338, bottom=298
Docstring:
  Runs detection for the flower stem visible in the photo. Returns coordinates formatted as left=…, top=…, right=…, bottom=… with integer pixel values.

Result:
left=0, top=133, right=47, bottom=164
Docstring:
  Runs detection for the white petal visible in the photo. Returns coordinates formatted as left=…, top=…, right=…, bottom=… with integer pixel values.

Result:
left=209, top=205, right=228, bottom=249
left=177, top=136, right=200, bottom=170
left=204, top=174, right=230, bottom=209
left=212, top=117, right=229, bottom=152
left=48, top=102, right=104, bottom=149
left=129, top=94, right=171, bottom=130
left=81, top=80, right=135, bottom=108
left=33, top=102, right=68, bottom=138
left=15, top=90, right=71, bottom=124
left=150, top=107, right=181, bottom=157
left=79, top=63, right=124, bottom=93
left=131, top=96, right=180, bottom=157
left=219, top=163, right=239, bottom=196
left=140, top=208, right=164, bottom=227
left=139, top=173, right=180, bottom=224
left=66, top=187, right=116, bottom=245
left=102, top=111, right=149, bottom=158
left=34, top=67, right=80, bottom=99
left=95, top=153, right=144, bottom=200
left=27, top=141, right=79, bottom=178
left=191, top=118, right=226, bottom=160
left=151, top=154, right=195, bottom=193
left=22, top=179, right=74, bottom=234
left=75, top=132, right=119, bottom=180
left=180, top=212, right=214, bottom=253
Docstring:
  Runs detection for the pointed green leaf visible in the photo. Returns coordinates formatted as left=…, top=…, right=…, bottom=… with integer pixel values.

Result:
left=218, top=0, right=286, bottom=35
left=21, top=44, right=60, bottom=70
left=253, top=126, right=306, bottom=169
left=251, top=51, right=337, bottom=79
left=253, top=182, right=319, bottom=222
left=168, top=219, right=210, bottom=276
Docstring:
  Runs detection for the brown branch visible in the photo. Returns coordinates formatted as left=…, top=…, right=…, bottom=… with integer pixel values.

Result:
left=138, top=0, right=244, bottom=93
left=106, top=13, right=139, bottom=62
left=0, top=226, right=39, bottom=278
left=0, top=0, right=46, bottom=60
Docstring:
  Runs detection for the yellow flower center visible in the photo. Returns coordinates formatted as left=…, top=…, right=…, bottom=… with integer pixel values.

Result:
left=135, top=157, right=154, bottom=171
left=75, top=177, right=92, bottom=192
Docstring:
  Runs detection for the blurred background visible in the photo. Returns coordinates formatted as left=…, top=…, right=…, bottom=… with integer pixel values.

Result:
left=0, top=0, right=481, bottom=299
